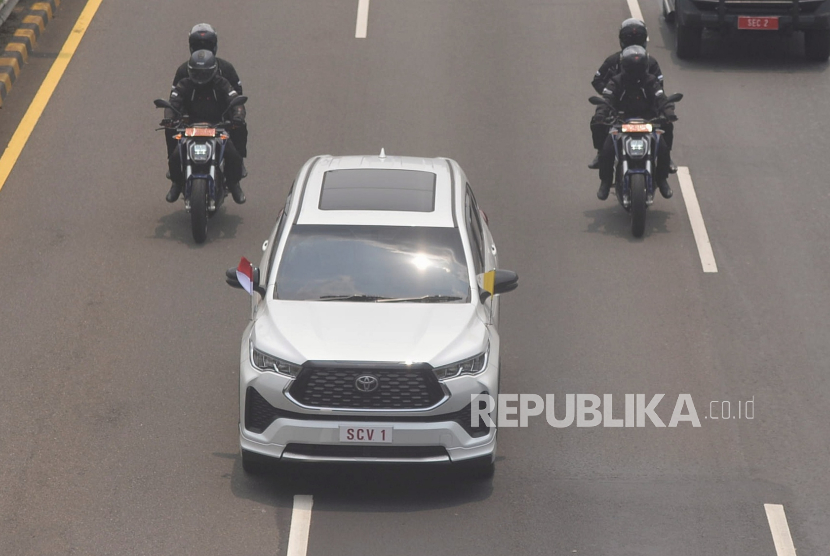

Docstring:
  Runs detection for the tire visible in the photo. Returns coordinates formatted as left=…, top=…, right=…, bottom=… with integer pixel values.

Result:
left=190, top=178, right=208, bottom=244
left=241, top=448, right=272, bottom=475
left=457, top=455, right=495, bottom=481
left=630, top=174, right=647, bottom=238
left=676, top=23, right=702, bottom=59
left=804, top=30, right=830, bottom=62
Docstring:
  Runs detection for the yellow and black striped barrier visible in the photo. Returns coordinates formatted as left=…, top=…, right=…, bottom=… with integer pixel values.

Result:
left=0, top=0, right=60, bottom=107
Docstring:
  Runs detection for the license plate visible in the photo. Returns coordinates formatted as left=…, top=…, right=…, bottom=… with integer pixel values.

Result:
left=622, top=123, right=652, bottom=133
left=339, top=426, right=393, bottom=443
left=185, top=127, right=216, bottom=137
left=738, top=16, right=779, bottom=30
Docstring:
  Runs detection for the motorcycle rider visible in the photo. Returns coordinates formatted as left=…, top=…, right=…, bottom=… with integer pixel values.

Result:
left=165, top=24, right=247, bottom=174
left=162, top=49, right=247, bottom=204
left=589, top=19, right=675, bottom=172
left=592, top=45, right=677, bottom=201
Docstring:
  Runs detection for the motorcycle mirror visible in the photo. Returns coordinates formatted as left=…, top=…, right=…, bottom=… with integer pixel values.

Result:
left=665, top=93, right=683, bottom=104
left=154, top=98, right=173, bottom=109
left=588, top=96, right=607, bottom=106
left=227, top=95, right=248, bottom=109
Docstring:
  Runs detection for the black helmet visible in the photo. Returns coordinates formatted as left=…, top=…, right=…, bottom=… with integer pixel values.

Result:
left=189, top=23, right=218, bottom=54
left=619, top=18, right=648, bottom=49
left=187, top=49, right=218, bottom=86
left=620, top=45, right=649, bottom=81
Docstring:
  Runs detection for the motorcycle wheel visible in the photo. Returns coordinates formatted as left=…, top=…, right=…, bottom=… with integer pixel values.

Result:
left=190, top=178, right=209, bottom=244
left=630, top=174, right=647, bottom=238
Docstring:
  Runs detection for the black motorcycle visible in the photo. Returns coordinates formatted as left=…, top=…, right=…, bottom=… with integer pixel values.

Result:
left=154, top=96, right=247, bottom=244
left=589, top=93, right=682, bottom=238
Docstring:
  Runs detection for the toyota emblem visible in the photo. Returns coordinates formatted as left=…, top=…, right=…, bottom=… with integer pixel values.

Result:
left=355, top=375, right=379, bottom=393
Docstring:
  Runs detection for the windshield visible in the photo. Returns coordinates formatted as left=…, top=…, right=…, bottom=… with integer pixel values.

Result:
left=275, top=225, right=471, bottom=302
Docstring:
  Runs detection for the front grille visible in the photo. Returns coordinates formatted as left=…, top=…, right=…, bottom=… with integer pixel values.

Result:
left=288, top=365, right=445, bottom=410
left=245, top=387, right=492, bottom=438
left=284, top=443, right=448, bottom=460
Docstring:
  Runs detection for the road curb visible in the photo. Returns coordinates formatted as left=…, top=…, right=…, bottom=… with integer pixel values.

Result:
left=0, top=0, right=59, bottom=107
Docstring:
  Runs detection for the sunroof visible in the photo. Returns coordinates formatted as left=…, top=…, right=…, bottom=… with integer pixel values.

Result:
left=319, top=169, right=436, bottom=212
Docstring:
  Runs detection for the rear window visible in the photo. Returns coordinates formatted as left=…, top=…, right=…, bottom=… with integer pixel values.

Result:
left=275, top=225, right=470, bottom=302
left=319, top=169, right=436, bottom=212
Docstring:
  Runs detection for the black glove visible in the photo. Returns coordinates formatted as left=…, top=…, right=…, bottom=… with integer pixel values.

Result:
left=665, top=113, right=678, bottom=122
left=231, top=115, right=246, bottom=127
left=159, top=118, right=176, bottom=128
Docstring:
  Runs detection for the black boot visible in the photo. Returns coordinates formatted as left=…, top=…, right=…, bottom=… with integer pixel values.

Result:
left=240, top=162, right=248, bottom=179
left=597, top=179, right=612, bottom=200
left=228, top=181, right=246, bottom=204
left=669, top=158, right=678, bottom=174
left=166, top=182, right=182, bottom=203
left=588, top=152, right=601, bottom=170
left=657, top=178, right=673, bottom=199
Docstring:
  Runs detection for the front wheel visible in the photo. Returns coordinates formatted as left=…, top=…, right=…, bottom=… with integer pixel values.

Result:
left=190, top=178, right=208, bottom=244
left=804, top=30, right=830, bottom=61
left=630, top=174, right=647, bottom=238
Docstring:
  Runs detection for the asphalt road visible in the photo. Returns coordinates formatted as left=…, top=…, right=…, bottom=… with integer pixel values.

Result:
left=0, top=0, right=827, bottom=554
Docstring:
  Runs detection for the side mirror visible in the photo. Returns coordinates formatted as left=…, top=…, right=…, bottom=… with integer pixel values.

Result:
left=228, top=95, right=248, bottom=109
left=589, top=96, right=610, bottom=107
left=665, top=93, right=683, bottom=104
left=225, top=266, right=266, bottom=296
left=154, top=98, right=182, bottom=118
left=479, top=269, right=519, bottom=302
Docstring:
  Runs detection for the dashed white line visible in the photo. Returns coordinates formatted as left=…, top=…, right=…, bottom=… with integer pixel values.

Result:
left=286, top=495, right=314, bottom=556
left=355, top=0, right=370, bottom=38
left=677, top=167, right=718, bottom=273
left=626, top=0, right=644, bottom=22
left=765, top=504, right=797, bottom=556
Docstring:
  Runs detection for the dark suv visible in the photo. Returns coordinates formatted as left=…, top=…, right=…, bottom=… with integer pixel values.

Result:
left=663, top=0, right=830, bottom=60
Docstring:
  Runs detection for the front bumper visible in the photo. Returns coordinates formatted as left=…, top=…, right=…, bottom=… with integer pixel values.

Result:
left=238, top=340, right=500, bottom=465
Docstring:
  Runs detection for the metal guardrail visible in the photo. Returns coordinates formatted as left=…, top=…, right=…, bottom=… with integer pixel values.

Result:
left=0, top=0, right=20, bottom=27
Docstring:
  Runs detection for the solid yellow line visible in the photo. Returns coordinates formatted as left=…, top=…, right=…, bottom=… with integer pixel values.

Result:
left=0, top=0, right=104, bottom=193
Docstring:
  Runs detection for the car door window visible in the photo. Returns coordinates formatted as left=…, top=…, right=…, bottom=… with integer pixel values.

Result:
left=466, top=185, right=486, bottom=270
left=465, top=193, right=484, bottom=275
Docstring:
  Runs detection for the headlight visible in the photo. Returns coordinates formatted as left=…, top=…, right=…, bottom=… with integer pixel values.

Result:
left=433, top=344, right=489, bottom=381
left=250, top=345, right=302, bottom=377
left=625, top=138, right=648, bottom=159
left=188, top=142, right=213, bottom=163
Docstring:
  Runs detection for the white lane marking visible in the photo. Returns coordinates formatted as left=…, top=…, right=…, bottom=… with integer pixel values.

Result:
left=286, top=495, right=314, bottom=556
left=626, top=0, right=644, bottom=22
left=355, top=0, right=370, bottom=38
left=765, top=504, right=797, bottom=556
left=677, top=167, right=718, bottom=273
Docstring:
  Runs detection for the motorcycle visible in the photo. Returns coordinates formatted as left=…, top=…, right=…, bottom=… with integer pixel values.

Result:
left=154, top=95, right=247, bottom=244
left=588, top=93, right=683, bottom=238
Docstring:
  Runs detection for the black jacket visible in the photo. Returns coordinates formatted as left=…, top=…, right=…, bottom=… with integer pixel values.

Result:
left=166, top=76, right=245, bottom=124
left=592, top=51, right=663, bottom=94
left=173, top=58, right=242, bottom=95
left=599, top=72, right=674, bottom=121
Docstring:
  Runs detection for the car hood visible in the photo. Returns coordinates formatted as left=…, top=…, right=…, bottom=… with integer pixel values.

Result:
left=251, top=301, right=488, bottom=366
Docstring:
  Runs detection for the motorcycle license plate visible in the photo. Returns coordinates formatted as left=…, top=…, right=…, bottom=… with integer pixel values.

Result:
left=621, top=123, right=652, bottom=133
left=185, top=127, right=216, bottom=137
left=339, top=426, right=393, bottom=443
left=738, top=16, right=778, bottom=30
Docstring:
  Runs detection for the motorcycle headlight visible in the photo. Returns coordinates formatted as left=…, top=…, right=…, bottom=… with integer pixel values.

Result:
left=250, top=345, right=302, bottom=377
left=433, top=344, right=489, bottom=381
left=625, top=138, right=648, bottom=159
left=188, top=142, right=213, bottom=163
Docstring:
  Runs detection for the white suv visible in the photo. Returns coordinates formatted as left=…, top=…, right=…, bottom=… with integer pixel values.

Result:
left=227, top=153, right=517, bottom=478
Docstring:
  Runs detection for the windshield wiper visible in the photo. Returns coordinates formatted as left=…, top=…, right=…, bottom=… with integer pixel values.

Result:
left=378, top=295, right=464, bottom=303
left=318, top=294, right=392, bottom=302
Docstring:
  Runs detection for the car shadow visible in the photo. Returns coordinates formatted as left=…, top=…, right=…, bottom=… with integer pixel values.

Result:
left=152, top=206, right=243, bottom=247
left=658, top=16, right=828, bottom=73
left=583, top=206, right=673, bottom=241
left=215, top=451, right=496, bottom=513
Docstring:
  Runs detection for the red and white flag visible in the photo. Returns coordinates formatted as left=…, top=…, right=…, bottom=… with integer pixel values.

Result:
left=236, top=256, right=254, bottom=295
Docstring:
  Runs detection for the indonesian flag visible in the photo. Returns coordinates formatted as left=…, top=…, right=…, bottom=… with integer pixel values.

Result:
left=236, top=257, right=254, bottom=295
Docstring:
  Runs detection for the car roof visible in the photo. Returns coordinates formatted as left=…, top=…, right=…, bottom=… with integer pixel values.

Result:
left=294, top=154, right=458, bottom=228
